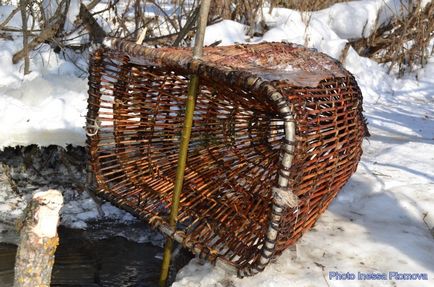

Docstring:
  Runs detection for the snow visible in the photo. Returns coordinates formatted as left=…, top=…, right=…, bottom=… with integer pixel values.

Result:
left=0, top=0, right=433, bottom=286
left=0, top=39, right=88, bottom=148
left=262, top=0, right=430, bottom=42
left=0, top=161, right=157, bottom=244
left=203, top=20, right=247, bottom=45
left=61, top=191, right=136, bottom=229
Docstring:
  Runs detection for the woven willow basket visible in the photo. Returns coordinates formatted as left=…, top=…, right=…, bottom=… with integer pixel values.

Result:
left=86, top=39, right=367, bottom=276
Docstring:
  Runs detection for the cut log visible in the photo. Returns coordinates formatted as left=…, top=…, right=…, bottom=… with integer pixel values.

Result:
left=13, top=189, right=63, bottom=287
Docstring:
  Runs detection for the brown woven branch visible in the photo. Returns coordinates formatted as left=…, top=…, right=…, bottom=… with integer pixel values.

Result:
left=87, top=40, right=367, bottom=276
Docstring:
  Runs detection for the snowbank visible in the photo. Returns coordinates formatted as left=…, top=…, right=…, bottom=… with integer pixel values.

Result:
left=203, top=20, right=248, bottom=45
left=0, top=39, right=88, bottom=148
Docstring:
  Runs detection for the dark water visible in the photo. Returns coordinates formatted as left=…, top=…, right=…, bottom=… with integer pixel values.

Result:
left=0, top=226, right=191, bottom=287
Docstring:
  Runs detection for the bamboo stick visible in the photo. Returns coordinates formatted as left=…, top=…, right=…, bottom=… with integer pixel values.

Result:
left=159, top=1, right=211, bottom=286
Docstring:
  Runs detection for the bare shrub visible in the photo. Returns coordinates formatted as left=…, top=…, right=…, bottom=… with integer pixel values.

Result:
left=0, top=0, right=203, bottom=73
left=351, top=2, right=434, bottom=76
left=2, top=0, right=433, bottom=78
left=210, top=0, right=264, bottom=35
left=270, top=0, right=349, bottom=11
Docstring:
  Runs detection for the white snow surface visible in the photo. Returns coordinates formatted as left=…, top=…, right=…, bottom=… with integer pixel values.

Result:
left=203, top=20, right=247, bottom=45
left=0, top=39, right=88, bottom=148
left=0, top=0, right=432, bottom=286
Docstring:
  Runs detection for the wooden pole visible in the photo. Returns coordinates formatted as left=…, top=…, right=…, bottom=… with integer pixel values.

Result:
left=159, top=1, right=211, bottom=286
left=14, top=189, right=63, bottom=287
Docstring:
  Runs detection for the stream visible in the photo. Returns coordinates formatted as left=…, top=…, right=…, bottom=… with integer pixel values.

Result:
left=0, top=224, right=192, bottom=286
left=0, top=146, right=193, bottom=286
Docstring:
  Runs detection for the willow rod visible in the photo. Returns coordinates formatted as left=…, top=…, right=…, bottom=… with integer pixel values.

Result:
left=159, top=1, right=211, bottom=286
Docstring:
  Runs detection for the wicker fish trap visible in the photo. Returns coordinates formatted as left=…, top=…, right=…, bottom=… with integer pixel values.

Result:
left=86, top=39, right=367, bottom=276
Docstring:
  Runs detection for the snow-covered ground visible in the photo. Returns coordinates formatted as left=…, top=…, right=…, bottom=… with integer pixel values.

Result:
left=0, top=0, right=433, bottom=286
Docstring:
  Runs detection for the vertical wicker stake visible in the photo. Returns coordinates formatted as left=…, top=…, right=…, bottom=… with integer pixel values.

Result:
left=159, top=1, right=211, bottom=286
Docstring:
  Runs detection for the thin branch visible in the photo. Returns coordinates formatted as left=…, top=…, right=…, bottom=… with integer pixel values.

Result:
left=12, top=0, right=69, bottom=64
left=0, top=7, right=20, bottom=30
left=148, top=0, right=179, bottom=32
left=172, top=6, right=199, bottom=46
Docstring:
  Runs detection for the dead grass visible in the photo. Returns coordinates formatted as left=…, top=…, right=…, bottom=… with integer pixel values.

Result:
left=2, top=0, right=432, bottom=77
left=271, top=0, right=349, bottom=11
left=351, top=2, right=434, bottom=76
left=210, top=0, right=347, bottom=36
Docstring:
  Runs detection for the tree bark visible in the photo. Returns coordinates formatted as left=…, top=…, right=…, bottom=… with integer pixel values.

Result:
left=13, top=190, right=63, bottom=287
